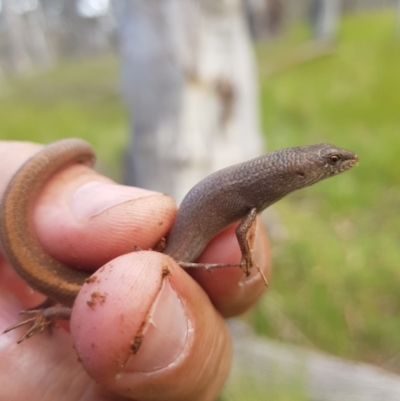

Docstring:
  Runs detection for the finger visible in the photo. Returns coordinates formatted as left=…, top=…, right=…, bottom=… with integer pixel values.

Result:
left=71, top=251, right=231, bottom=401
left=0, top=140, right=229, bottom=401
left=0, top=140, right=269, bottom=318
left=34, top=161, right=270, bottom=318
left=21, top=141, right=268, bottom=318
left=33, top=161, right=176, bottom=270
left=0, top=141, right=177, bottom=308
left=189, top=216, right=272, bottom=317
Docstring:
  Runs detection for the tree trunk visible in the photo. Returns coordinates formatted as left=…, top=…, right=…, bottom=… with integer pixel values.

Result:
left=116, top=0, right=264, bottom=202
left=3, top=0, right=32, bottom=75
left=25, top=3, right=54, bottom=70
left=310, top=0, right=341, bottom=41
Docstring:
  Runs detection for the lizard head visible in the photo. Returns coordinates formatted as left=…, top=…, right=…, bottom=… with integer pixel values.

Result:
left=294, top=143, right=358, bottom=186
left=311, top=143, right=358, bottom=173
left=246, top=143, right=358, bottom=213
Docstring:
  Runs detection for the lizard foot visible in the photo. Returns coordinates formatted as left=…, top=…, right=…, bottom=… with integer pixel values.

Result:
left=239, top=254, right=269, bottom=287
left=239, top=253, right=253, bottom=277
left=3, top=306, right=72, bottom=343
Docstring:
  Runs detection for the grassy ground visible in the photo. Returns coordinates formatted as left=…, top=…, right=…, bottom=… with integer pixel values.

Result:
left=0, top=55, right=127, bottom=178
left=251, top=10, right=400, bottom=369
left=1, top=9, right=399, bottom=387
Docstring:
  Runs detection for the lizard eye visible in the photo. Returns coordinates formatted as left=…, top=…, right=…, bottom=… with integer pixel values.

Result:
left=328, top=153, right=341, bottom=165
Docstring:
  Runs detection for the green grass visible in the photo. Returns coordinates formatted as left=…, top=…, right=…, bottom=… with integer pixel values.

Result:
left=249, top=10, right=400, bottom=368
left=0, top=56, right=128, bottom=178
left=1, top=9, right=400, bottom=386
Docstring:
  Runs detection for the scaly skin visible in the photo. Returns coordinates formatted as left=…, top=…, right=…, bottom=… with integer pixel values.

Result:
left=165, top=143, right=358, bottom=261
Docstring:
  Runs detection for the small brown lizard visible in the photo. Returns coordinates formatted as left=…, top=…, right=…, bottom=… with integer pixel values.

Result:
left=0, top=139, right=358, bottom=341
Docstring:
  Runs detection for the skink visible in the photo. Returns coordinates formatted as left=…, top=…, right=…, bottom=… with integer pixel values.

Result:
left=0, top=138, right=358, bottom=341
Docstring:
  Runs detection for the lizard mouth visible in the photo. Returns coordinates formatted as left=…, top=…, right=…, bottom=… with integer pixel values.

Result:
left=341, top=154, right=359, bottom=171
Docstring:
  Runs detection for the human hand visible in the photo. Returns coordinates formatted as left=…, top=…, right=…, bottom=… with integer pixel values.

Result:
left=0, top=140, right=271, bottom=401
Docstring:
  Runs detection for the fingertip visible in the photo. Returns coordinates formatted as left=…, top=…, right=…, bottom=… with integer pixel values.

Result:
left=71, top=252, right=172, bottom=379
left=190, top=217, right=272, bottom=317
left=71, top=251, right=231, bottom=401
left=34, top=165, right=177, bottom=269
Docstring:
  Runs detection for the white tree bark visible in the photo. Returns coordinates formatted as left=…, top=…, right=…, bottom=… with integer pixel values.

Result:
left=396, top=0, right=400, bottom=35
left=25, top=3, right=54, bottom=70
left=2, top=0, right=54, bottom=75
left=3, top=0, right=32, bottom=74
left=116, top=0, right=264, bottom=202
left=310, top=0, right=341, bottom=41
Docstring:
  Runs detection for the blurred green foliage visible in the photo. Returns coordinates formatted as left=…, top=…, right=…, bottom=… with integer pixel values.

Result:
left=0, top=56, right=127, bottom=178
left=1, top=11, right=399, bottom=397
left=251, top=10, right=400, bottom=369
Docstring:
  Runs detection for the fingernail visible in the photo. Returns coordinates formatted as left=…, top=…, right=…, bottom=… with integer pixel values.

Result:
left=71, top=181, right=158, bottom=219
left=124, top=279, right=188, bottom=372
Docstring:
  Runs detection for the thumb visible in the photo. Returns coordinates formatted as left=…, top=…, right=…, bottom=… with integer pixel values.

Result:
left=71, top=251, right=232, bottom=401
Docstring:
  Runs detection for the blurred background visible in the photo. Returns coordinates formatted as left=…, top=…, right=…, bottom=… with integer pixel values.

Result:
left=1, top=0, right=400, bottom=400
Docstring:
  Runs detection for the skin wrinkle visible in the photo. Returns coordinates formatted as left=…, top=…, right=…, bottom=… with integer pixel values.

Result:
left=94, top=197, right=173, bottom=229
left=84, top=193, right=168, bottom=220
left=72, top=186, right=167, bottom=219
